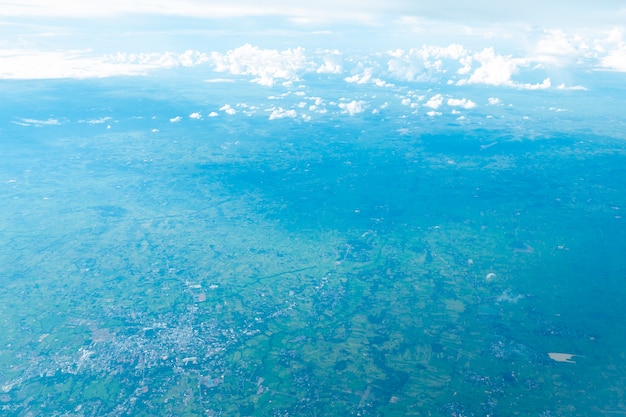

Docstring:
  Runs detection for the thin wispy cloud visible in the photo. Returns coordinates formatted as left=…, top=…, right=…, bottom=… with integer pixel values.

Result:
left=3, top=1, right=624, bottom=27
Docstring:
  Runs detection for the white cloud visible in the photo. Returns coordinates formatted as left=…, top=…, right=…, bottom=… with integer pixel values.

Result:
left=518, top=78, right=551, bottom=90
left=460, top=47, right=520, bottom=86
left=345, top=68, right=373, bottom=84
left=426, top=110, right=441, bottom=117
left=208, top=112, right=219, bottom=117
left=386, top=44, right=554, bottom=88
left=80, top=116, right=112, bottom=124
left=372, top=78, right=393, bottom=87
left=106, top=50, right=209, bottom=69
left=0, top=49, right=129, bottom=79
left=488, top=97, right=501, bottom=105
left=523, top=27, right=626, bottom=73
left=210, top=44, right=310, bottom=87
left=601, top=45, right=626, bottom=71
left=189, top=112, right=202, bottom=120
left=591, top=28, right=626, bottom=72
left=268, top=107, right=297, bottom=120
left=3, top=30, right=621, bottom=91
left=457, top=47, right=553, bottom=89
left=556, top=83, right=588, bottom=91
left=535, top=31, right=573, bottom=55
left=457, top=55, right=473, bottom=75
left=12, top=118, right=62, bottom=127
left=310, top=97, right=324, bottom=106
left=317, top=59, right=342, bottom=74
left=0, top=49, right=209, bottom=79
left=424, top=94, right=443, bottom=109
left=169, top=116, right=182, bottom=123
left=2, top=2, right=626, bottom=86
left=103, top=50, right=209, bottom=73
left=220, top=104, right=237, bottom=115
left=338, top=100, right=365, bottom=115
left=204, top=78, right=236, bottom=83
left=447, top=97, right=476, bottom=109
left=386, top=44, right=467, bottom=82
left=345, top=67, right=392, bottom=87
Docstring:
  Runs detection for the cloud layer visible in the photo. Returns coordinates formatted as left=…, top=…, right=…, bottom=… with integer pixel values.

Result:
left=2, top=32, right=626, bottom=88
left=2, top=1, right=625, bottom=87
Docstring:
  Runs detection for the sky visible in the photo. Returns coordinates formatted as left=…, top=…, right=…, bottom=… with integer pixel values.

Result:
left=1, top=1, right=626, bottom=83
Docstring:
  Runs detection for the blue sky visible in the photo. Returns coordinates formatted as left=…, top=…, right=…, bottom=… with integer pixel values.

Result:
left=1, top=1, right=626, bottom=84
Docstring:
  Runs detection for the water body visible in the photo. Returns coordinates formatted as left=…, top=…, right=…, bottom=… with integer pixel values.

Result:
left=1, top=78, right=626, bottom=416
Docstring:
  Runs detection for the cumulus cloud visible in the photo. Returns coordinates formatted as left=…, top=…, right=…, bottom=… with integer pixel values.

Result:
left=268, top=107, right=297, bottom=120
left=424, top=94, right=443, bottom=109
left=4, top=35, right=618, bottom=89
left=385, top=43, right=558, bottom=88
left=210, top=44, right=310, bottom=87
left=189, top=112, right=202, bottom=119
left=488, top=97, right=501, bottom=105
left=169, top=116, right=182, bottom=123
left=374, top=78, right=393, bottom=87
left=590, top=28, right=626, bottom=72
left=345, top=68, right=373, bottom=84
left=387, top=44, right=467, bottom=82
left=532, top=29, right=590, bottom=65
left=317, top=58, right=342, bottom=74
left=310, top=97, right=324, bottom=106
left=338, top=100, right=365, bottom=115
left=220, top=104, right=236, bottom=115
left=515, top=27, right=626, bottom=73
left=457, top=47, right=552, bottom=89
left=345, top=67, right=391, bottom=87
left=208, top=112, right=219, bottom=117
left=447, top=98, right=476, bottom=109
left=460, top=47, right=520, bottom=86
left=601, top=46, right=626, bottom=71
